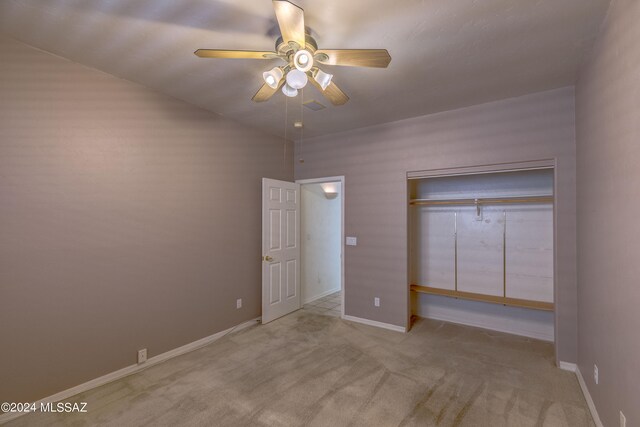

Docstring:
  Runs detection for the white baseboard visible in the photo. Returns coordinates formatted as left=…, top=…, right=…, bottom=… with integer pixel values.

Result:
left=559, top=361, right=577, bottom=372
left=303, top=287, right=341, bottom=305
left=342, top=315, right=406, bottom=333
left=0, top=317, right=261, bottom=424
left=575, top=366, right=604, bottom=427
left=559, top=362, right=603, bottom=427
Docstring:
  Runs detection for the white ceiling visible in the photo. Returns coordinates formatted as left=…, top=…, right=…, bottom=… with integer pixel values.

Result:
left=0, top=0, right=610, bottom=139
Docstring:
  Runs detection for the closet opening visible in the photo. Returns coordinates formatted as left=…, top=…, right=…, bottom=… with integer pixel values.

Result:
left=408, top=164, right=556, bottom=352
left=297, top=177, right=345, bottom=318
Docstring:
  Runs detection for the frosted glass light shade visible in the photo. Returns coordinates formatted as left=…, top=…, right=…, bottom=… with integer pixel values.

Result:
left=286, top=69, right=308, bottom=89
left=262, top=67, right=284, bottom=89
left=281, top=83, right=298, bottom=97
left=313, top=69, right=333, bottom=90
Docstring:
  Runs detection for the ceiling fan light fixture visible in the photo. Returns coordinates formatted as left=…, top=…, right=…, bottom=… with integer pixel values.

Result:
left=262, top=66, right=284, bottom=89
left=313, top=69, right=333, bottom=91
left=195, top=0, right=390, bottom=105
left=282, top=83, right=298, bottom=98
left=294, top=50, right=313, bottom=72
left=286, top=69, right=308, bottom=89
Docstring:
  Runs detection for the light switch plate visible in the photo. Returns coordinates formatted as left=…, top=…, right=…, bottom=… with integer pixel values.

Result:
left=346, top=236, right=357, bottom=246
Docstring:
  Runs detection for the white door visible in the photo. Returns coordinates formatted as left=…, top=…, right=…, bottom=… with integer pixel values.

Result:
left=262, top=178, right=301, bottom=323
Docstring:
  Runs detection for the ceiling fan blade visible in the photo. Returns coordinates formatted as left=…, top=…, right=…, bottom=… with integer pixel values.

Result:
left=315, top=49, right=392, bottom=68
left=272, top=0, right=306, bottom=49
left=309, top=78, right=349, bottom=106
left=252, top=80, right=285, bottom=102
left=194, top=49, right=278, bottom=59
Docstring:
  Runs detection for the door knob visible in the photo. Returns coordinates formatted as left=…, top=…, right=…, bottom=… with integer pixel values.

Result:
left=263, top=255, right=273, bottom=262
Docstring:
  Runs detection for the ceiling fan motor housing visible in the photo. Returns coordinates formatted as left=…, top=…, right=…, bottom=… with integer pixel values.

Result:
left=294, top=50, right=313, bottom=72
left=275, top=34, right=318, bottom=58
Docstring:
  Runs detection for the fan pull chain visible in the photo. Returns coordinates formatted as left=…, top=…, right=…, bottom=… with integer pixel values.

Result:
left=299, top=88, right=304, bottom=164
left=283, top=94, right=288, bottom=173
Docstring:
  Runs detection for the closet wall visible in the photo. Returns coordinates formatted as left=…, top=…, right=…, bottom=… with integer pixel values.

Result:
left=410, top=169, right=555, bottom=340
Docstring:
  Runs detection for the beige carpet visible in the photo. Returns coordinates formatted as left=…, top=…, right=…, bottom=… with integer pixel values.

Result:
left=302, top=291, right=342, bottom=317
left=6, top=311, right=593, bottom=427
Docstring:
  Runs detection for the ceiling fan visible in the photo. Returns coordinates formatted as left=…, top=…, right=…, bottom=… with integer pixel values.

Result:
left=194, top=0, right=391, bottom=106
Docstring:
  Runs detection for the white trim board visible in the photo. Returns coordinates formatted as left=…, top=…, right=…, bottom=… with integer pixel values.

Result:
left=342, top=315, right=406, bottom=333
left=303, top=287, right=341, bottom=305
left=576, top=367, right=604, bottom=427
left=0, top=317, right=261, bottom=424
left=407, top=159, right=555, bottom=179
left=558, top=362, right=603, bottom=427
left=558, top=361, right=577, bottom=372
left=296, top=176, right=345, bottom=184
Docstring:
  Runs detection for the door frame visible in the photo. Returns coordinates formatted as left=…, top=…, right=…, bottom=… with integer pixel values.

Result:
left=296, top=176, right=345, bottom=318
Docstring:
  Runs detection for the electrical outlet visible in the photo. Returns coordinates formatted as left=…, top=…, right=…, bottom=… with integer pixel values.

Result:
left=137, top=349, right=147, bottom=364
left=236, top=298, right=242, bottom=309
left=374, top=297, right=380, bottom=307
left=594, top=364, right=598, bottom=385
left=346, top=236, right=357, bottom=246
left=620, top=411, right=626, bottom=427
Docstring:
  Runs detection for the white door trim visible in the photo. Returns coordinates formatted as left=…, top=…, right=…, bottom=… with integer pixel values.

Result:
left=296, top=176, right=345, bottom=318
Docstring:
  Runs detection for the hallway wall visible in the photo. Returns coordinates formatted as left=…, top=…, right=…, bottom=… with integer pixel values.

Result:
left=301, top=183, right=342, bottom=303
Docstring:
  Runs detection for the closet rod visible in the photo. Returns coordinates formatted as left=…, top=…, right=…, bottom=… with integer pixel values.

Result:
left=409, top=195, right=553, bottom=206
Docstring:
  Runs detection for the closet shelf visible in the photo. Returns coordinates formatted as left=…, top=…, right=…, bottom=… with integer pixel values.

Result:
left=409, top=195, right=553, bottom=206
left=410, top=284, right=554, bottom=311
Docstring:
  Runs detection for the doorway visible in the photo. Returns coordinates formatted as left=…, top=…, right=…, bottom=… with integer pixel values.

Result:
left=297, top=177, right=345, bottom=318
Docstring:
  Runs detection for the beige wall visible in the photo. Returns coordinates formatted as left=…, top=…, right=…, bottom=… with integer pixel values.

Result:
left=576, top=0, right=640, bottom=424
left=295, top=87, right=578, bottom=362
left=0, top=35, right=293, bottom=403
